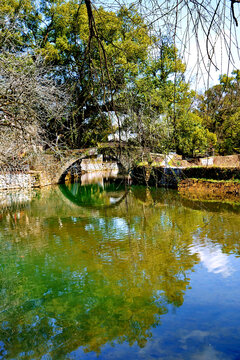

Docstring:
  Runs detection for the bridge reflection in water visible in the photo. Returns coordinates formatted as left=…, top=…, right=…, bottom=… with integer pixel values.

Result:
left=80, top=169, right=119, bottom=186
left=60, top=170, right=130, bottom=209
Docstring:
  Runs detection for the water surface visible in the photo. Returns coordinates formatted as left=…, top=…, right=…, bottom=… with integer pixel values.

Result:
left=0, top=176, right=240, bottom=359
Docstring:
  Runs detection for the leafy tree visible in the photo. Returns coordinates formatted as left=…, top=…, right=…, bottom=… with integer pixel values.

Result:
left=0, top=0, right=41, bottom=50
left=116, top=39, right=216, bottom=157
left=197, top=70, right=240, bottom=154
left=0, top=1, right=153, bottom=150
left=176, top=113, right=217, bottom=157
left=34, top=2, right=153, bottom=147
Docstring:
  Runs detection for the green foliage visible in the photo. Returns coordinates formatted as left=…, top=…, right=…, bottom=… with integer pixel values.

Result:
left=176, top=113, right=217, bottom=157
left=81, top=115, right=112, bottom=147
left=0, top=0, right=41, bottom=49
left=116, top=39, right=215, bottom=157
left=220, top=110, right=240, bottom=154
left=37, top=2, right=153, bottom=147
left=197, top=70, right=240, bottom=155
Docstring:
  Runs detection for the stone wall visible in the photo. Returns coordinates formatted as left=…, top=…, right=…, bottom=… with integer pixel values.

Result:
left=81, top=158, right=118, bottom=172
left=1, top=151, right=239, bottom=191
left=199, top=154, right=240, bottom=167
left=0, top=172, right=41, bottom=190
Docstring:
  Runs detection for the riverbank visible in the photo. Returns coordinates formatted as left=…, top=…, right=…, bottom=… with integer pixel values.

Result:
left=178, top=178, right=240, bottom=202
left=131, top=165, right=240, bottom=186
left=1, top=152, right=240, bottom=194
left=130, top=163, right=240, bottom=202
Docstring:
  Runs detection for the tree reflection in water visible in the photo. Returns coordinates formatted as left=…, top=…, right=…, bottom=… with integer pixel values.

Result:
left=0, top=173, right=240, bottom=359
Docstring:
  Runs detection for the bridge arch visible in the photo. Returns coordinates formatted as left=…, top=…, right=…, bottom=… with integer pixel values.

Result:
left=55, top=151, right=124, bottom=184
left=57, top=158, right=83, bottom=183
left=52, top=148, right=98, bottom=184
left=48, top=145, right=133, bottom=185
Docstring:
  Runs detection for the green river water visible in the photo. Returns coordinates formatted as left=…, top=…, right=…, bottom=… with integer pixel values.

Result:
left=0, top=173, right=240, bottom=359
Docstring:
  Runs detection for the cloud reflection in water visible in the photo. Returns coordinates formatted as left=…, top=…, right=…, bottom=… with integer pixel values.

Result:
left=189, top=238, right=234, bottom=278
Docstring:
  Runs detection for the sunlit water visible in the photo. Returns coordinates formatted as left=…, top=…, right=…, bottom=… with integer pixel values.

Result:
left=0, top=174, right=240, bottom=359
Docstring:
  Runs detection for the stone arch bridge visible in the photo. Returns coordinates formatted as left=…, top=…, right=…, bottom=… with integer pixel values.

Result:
left=33, top=144, right=135, bottom=187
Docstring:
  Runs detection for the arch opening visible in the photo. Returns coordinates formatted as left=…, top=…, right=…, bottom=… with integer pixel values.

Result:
left=58, top=154, right=123, bottom=184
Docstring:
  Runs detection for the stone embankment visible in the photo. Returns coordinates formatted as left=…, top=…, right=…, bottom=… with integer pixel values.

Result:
left=0, top=172, right=41, bottom=190
left=198, top=154, right=240, bottom=167
left=131, top=162, right=240, bottom=202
